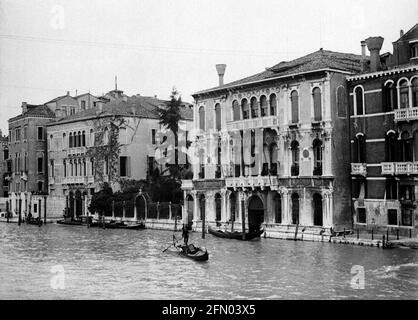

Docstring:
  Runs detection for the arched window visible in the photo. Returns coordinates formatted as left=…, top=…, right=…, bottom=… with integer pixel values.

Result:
left=274, top=194, right=282, bottom=224
left=313, top=139, right=323, bottom=176
left=250, top=97, right=258, bottom=118
left=215, top=193, right=222, bottom=222
left=313, top=193, right=323, bottom=226
left=355, top=86, right=364, bottom=115
left=241, top=99, right=249, bottom=120
left=63, top=133, right=66, bottom=149
left=291, top=140, right=299, bottom=176
left=69, top=133, right=73, bottom=148
left=385, top=132, right=397, bottom=162
left=400, top=132, right=413, bottom=162
left=215, top=103, right=221, bottom=131
left=291, top=90, right=299, bottom=123
left=260, top=95, right=268, bottom=117
left=77, top=131, right=81, bottom=147
left=383, top=81, right=396, bottom=111
left=63, top=160, right=67, bottom=177
left=199, top=194, right=205, bottom=220
left=70, top=160, right=74, bottom=176
left=270, top=94, right=277, bottom=116
left=291, top=193, right=299, bottom=225
left=313, top=87, right=322, bottom=121
left=270, top=143, right=278, bottom=175
left=82, top=131, right=86, bottom=147
left=230, top=193, right=237, bottom=221
left=90, top=129, right=94, bottom=146
left=199, top=106, right=205, bottom=131
left=399, top=79, right=409, bottom=109
left=103, top=128, right=109, bottom=145
left=412, top=78, right=418, bottom=108
left=353, top=134, right=366, bottom=163
left=232, top=100, right=240, bottom=121
left=337, top=86, right=347, bottom=117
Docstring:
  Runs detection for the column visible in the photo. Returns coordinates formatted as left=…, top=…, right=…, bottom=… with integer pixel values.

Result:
left=112, top=200, right=115, bottom=219
left=282, top=189, right=290, bottom=224
left=258, top=128, right=264, bottom=176
left=122, top=201, right=126, bottom=220
left=192, top=191, right=198, bottom=221
left=221, top=190, right=227, bottom=222
left=324, top=137, right=332, bottom=176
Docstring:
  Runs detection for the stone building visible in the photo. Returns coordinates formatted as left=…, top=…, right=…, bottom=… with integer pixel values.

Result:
left=7, top=102, right=55, bottom=218
left=46, top=91, right=193, bottom=219
left=0, top=130, right=9, bottom=198
left=6, top=91, right=105, bottom=219
left=182, top=49, right=366, bottom=240
left=348, top=24, right=418, bottom=236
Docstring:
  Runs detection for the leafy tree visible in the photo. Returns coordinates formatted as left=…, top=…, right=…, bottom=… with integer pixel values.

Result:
left=88, top=183, right=113, bottom=217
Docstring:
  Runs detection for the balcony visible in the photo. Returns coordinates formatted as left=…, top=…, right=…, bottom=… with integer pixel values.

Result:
left=381, top=162, right=418, bottom=175
left=394, top=107, right=418, bottom=122
left=181, top=180, right=193, bottom=190
left=62, top=176, right=94, bottom=185
left=226, top=116, right=279, bottom=131
left=351, top=163, right=367, bottom=176
left=225, top=176, right=278, bottom=189
left=67, top=147, right=87, bottom=156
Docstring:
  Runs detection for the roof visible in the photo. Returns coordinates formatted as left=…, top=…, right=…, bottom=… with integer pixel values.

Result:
left=44, top=94, right=72, bottom=104
left=397, top=23, right=418, bottom=42
left=49, top=95, right=193, bottom=125
left=8, top=104, right=56, bottom=122
left=194, top=49, right=366, bottom=95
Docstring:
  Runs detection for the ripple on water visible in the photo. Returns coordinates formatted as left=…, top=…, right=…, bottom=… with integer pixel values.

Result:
left=0, top=224, right=417, bottom=299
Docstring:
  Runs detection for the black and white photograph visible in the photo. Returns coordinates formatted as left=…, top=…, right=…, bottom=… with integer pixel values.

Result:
left=0, top=0, right=417, bottom=308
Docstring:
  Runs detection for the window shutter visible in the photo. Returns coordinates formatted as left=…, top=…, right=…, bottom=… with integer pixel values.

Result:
left=127, top=156, right=131, bottom=177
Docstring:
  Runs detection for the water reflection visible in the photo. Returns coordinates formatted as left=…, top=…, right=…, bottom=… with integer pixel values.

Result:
left=0, top=223, right=417, bottom=299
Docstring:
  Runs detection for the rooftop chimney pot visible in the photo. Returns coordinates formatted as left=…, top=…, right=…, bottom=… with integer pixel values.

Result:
left=400, top=29, right=404, bottom=38
left=215, top=64, right=226, bottom=86
left=22, top=102, right=28, bottom=113
left=365, top=36, right=384, bottom=72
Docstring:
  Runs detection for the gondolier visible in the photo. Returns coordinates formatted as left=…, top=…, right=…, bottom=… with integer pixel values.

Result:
left=182, top=224, right=189, bottom=246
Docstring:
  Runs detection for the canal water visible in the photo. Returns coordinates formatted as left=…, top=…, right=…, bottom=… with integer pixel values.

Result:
left=0, top=223, right=417, bottom=300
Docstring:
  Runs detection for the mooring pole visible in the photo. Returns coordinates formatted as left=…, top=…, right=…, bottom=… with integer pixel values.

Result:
left=241, top=200, right=246, bottom=240
left=44, top=196, right=47, bottom=224
left=6, top=201, right=9, bottom=223
left=201, top=208, right=205, bottom=239
left=38, top=198, right=42, bottom=227
left=18, top=198, right=22, bottom=226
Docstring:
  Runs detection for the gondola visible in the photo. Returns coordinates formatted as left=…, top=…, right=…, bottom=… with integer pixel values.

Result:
left=92, top=220, right=145, bottom=230
left=26, top=217, right=43, bottom=225
left=208, top=226, right=264, bottom=240
left=176, top=244, right=209, bottom=261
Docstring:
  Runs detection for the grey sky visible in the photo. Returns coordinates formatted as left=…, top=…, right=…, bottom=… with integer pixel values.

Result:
left=0, top=0, right=417, bottom=133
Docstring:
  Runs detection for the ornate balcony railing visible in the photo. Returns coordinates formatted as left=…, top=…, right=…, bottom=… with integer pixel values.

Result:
left=351, top=163, right=367, bottom=176
left=226, top=116, right=279, bottom=131
left=381, top=162, right=418, bottom=175
left=225, top=176, right=278, bottom=189
left=394, top=107, right=418, bottom=122
left=181, top=180, right=193, bottom=190
left=67, top=147, right=87, bottom=156
left=61, top=176, right=94, bottom=185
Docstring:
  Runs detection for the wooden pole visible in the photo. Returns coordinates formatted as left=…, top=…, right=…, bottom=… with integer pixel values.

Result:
left=201, top=205, right=205, bottom=239
left=241, top=199, right=246, bottom=240
left=38, top=198, right=42, bottom=227
left=18, top=198, right=22, bottom=226
left=6, top=201, right=9, bottom=223
left=44, top=196, right=47, bottom=224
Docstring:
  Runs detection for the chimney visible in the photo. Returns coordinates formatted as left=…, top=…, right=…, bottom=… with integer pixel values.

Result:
left=360, top=41, right=367, bottom=72
left=67, top=91, right=70, bottom=96
left=215, top=64, right=226, bottom=86
left=22, top=102, right=28, bottom=114
left=365, top=36, right=384, bottom=72
left=400, top=29, right=404, bottom=38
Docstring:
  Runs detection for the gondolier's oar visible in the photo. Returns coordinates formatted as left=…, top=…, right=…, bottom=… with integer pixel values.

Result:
left=162, top=235, right=180, bottom=253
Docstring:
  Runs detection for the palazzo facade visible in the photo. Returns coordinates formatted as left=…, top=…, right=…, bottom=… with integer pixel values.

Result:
left=182, top=49, right=364, bottom=240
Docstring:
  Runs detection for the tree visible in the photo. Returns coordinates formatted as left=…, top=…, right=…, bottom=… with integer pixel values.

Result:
left=88, top=183, right=113, bottom=217
left=158, top=88, right=182, bottom=166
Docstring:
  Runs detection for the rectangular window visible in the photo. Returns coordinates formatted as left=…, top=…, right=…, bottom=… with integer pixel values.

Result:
left=148, top=156, right=155, bottom=174
left=400, top=185, right=414, bottom=201
left=387, top=209, right=398, bottom=226
left=38, top=181, right=43, bottom=192
left=81, top=101, right=86, bottom=109
left=37, top=127, right=44, bottom=140
left=357, top=208, right=366, bottom=223
left=385, top=179, right=398, bottom=200
left=38, top=157, right=43, bottom=173
left=401, top=208, right=413, bottom=226
left=119, top=156, right=130, bottom=177
left=23, top=126, right=27, bottom=140
left=3, top=149, right=8, bottom=160
left=411, top=43, right=418, bottom=59
left=34, top=204, right=37, bottom=213
left=151, top=129, right=156, bottom=145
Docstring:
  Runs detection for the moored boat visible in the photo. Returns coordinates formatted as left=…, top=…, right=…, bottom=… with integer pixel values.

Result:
left=208, top=226, right=264, bottom=240
left=91, top=220, right=145, bottom=230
